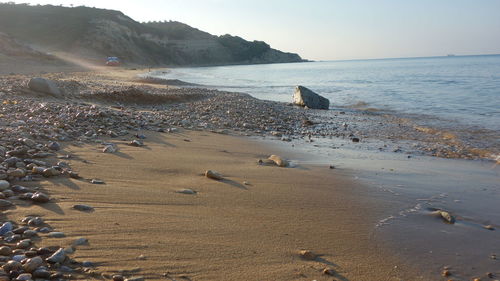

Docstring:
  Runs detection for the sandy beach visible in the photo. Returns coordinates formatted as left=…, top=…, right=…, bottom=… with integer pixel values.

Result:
left=0, top=64, right=498, bottom=281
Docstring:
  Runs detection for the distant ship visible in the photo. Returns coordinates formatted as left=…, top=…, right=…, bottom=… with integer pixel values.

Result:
left=447, top=54, right=456, bottom=57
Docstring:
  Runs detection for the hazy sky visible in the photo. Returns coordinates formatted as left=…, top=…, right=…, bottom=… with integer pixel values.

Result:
left=6, top=0, right=500, bottom=60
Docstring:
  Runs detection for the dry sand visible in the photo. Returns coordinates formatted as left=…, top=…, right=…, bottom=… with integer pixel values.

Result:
left=8, top=130, right=425, bottom=281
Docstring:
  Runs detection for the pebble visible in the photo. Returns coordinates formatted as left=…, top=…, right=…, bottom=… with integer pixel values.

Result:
left=73, top=237, right=89, bottom=246
left=268, top=155, right=288, bottom=167
left=30, top=192, right=50, bottom=203
left=72, top=204, right=95, bottom=212
left=46, top=248, right=66, bottom=263
left=205, top=170, right=224, bottom=180
left=0, top=199, right=13, bottom=208
left=91, top=179, right=105, bottom=184
left=22, top=256, right=43, bottom=272
left=112, top=274, right=124, bottom=281
left=125, top=277, right=144, bottom=281
left=47, top=231, right=65, bottom=238
left=47, top=141, right=60, bottom=151
left=298, top=250, right=317, bottom=260
left=0, top=180, right=10, bottom=191
left=438, top=210, right=456, bottom=224
left=129, top=140, right=143, bottom=147
left=483, top=225, right=495, bottom=230
left=82, top=261, right=94, bottom=267
left=0, top=246, right=12, bottom=256
left=102, top=145, right=117, bottom=153
left=176, top=189, right=197, bottom=194
left=323, top=268, right=335, bottom=276
left=0, top=222, right=13, bottom=235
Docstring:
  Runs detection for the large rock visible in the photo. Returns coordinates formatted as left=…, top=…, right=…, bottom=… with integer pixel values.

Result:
left=293, top=86, right=329, bottom=110
left=27, top=78, right=61, bottom=97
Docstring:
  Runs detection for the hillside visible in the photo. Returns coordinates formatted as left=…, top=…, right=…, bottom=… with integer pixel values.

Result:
left=0, top=3, right=304, bottom=66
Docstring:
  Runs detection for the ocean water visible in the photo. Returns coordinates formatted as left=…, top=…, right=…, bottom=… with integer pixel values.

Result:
left=154, top=55, right=500, bottom=132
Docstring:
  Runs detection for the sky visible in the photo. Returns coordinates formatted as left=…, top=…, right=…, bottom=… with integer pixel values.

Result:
left=5, top=0, right=500, bottom=60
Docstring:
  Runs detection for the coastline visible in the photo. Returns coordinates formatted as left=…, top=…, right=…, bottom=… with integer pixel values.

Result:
left=0, top=66, right=498, bottom=280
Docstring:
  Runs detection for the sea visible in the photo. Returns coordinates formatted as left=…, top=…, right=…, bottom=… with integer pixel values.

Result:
left=154, top=54, right=500, bottom=132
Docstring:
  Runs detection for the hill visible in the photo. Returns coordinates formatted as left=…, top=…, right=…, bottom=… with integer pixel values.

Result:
left=0, top=3, right=304, bottom=66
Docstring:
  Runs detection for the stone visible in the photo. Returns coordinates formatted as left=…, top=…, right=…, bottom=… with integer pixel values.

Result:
left=46, top=248, right=66, bottom=263
left=91, top=179, right=105, bottom=184
left=323, top=268, right=335, bottom=276
left=2, top=260, right=22, bottom=272
left=129, top=140, right=143, bottom=147
left=298, top=250, right=317, bottom=260
left=438, top=210, right=455, bottom=224
left=42, top=167, right=60, bottom=177
left=112, top=275, right=124, bottom=281
left=16, top=239, right=31, bottom=249
left=268, top=155, right=288, bottom=167
left=31, top=192, right=50, bottom=203
left=7, top=169, right=26, bottom=177
left=442, top=269, right=451, bottom=277
left=0, top=180, right=10, bottom=191
left=15, top=273, right=32, bottom=281
left=176, top=189, right=197, bottom=195
left=32, top=268, right=50, bottom=279
left=102, top=145, right=117, bottom=153
left=0, top=222, right=13, bottom=236
left=0, top=199, right=14, bottom=209
left=23, top=256, right=43, bottom=273
left=125, top=277, right=144, bottom=281
left=292, top=86, right=329, bottom=110
left=82, top=261, right=94, bottom=267
left=0, top=246, right=12, bottom=256
left=47, top=232, right=65, bottom=238
left=205, top=170, right=223, bottom=180
left=22, top=230, right=37, bottom=238
left=72, top=237, right=89, bottom=246
left=47, top=141, right=61, bottom=151
left=483, top=225, right=495, bottom=230
left=27, top=77, right=61, bottom=96
left=352, top=137, right=360, bottom=143
left=72, top=204, right=94, bottom=212
left=27, top=217, right=44, bottom=227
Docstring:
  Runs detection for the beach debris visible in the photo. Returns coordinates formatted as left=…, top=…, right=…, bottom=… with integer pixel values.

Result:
left=298, top=250, right=317, bottom=260
left=27, top=77, right=62, bottom=97
left=323, top=268, right=335, bottom=276
left=437, top=210, right=456, bottom=224
left=176, top=188, right=197, bottom=194
left=293, top=85, right=330, bottom=110
left=268, top=155, right=288, bottom=167
left=205, top=170, right=224, bottom=180
left=483, top=225, right=495, bottom=231
left=72, top=204, right=95, bottom=212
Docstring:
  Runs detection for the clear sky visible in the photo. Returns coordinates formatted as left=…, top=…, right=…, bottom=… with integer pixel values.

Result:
left=6, top=0, right=500, bottom=60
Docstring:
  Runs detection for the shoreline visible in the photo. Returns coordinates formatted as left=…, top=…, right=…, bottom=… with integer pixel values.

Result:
left=0, top=66, right=498, bottom=280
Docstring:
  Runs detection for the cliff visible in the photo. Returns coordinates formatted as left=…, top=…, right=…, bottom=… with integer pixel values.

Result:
left=0, top=3, right=304, bottom=66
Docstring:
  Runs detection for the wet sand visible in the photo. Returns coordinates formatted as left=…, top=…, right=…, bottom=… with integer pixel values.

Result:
left=9, top=131, right=425, bottom=281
